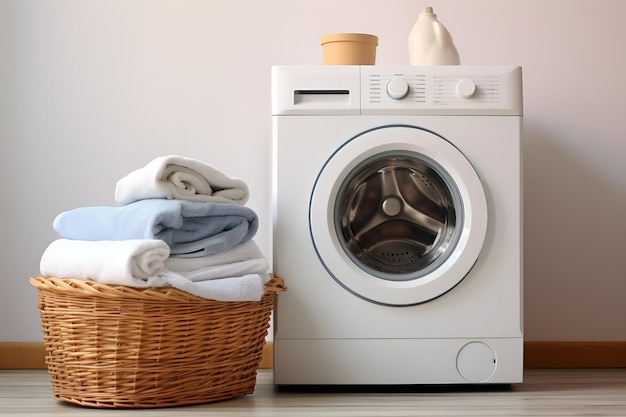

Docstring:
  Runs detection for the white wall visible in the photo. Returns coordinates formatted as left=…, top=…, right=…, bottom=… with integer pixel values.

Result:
left=1, top=0, right=624, bottom=342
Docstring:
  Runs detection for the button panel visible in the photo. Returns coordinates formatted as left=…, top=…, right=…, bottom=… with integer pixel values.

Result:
left=360, top=66, right=522, bottom=115
left=368, top=72, right=502, bottom=105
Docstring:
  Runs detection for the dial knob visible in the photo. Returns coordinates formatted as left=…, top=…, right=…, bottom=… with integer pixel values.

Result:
left=456, top=78, right=476, bottom=99
left=386, top=77, right=409, bottom=100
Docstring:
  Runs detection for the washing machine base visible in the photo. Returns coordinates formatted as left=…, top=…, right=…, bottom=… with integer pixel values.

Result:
left=274, top=337, right=523, bottom=385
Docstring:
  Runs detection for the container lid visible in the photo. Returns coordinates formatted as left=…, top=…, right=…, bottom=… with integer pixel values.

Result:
left=321, top=33, right=379, bottom=45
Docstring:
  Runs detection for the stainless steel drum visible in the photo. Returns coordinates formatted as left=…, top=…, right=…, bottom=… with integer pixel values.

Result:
left=335, top=151, right=462, bottom=280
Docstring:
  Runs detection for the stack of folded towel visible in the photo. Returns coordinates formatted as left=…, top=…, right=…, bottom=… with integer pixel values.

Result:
left=39, top=155, right=270, bottom=301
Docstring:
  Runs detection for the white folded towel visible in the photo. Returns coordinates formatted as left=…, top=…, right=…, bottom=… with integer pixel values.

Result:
left=164, top=240, right=270, bottom=300
left=115, top=155, right=249, bottom=205
left=165, top=240, right=267, bottom=275
left=167, top=259, right=269, bottom=282
left=39, top=239, right=269, bottom=301
left=160, top=272, right=269, bottom=302
left=40, top=239, right=169, bottom=287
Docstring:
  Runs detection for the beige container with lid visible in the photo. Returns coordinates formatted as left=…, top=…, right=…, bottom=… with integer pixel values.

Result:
left=321, top=33, right=378, bottom=65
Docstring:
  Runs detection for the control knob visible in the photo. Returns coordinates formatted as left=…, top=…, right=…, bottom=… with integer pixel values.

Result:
left=456, top=78, right=476, bottom=99
left=386, top=77, right=409, bottom=100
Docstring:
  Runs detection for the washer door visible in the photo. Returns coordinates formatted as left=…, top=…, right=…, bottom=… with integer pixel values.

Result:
left=310, top=125, right=488, bottom=306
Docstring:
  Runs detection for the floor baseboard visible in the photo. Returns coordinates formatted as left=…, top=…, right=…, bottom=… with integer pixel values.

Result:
left=0, top=342, right=47, bottom=369
left=524, top=341, right=626, bottom=368
left=2, top=341, right=625, bottom=370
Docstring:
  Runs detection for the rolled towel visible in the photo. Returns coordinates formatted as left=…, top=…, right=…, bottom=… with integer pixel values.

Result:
left=40, top=239, right=169, bottom=287
left=53, top=199, right=258, bottom=257
left=115, top=155, right=249, bottom=205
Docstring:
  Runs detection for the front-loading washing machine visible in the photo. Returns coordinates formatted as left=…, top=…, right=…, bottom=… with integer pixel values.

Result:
left=271, top=65, right=523, bottom=385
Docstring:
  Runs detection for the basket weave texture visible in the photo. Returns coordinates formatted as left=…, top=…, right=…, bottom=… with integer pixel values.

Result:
left=29, top=275, right=286, bottom=409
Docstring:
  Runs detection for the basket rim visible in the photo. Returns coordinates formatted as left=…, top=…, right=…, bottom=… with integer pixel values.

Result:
left=29, top=274, right=286, bottom=302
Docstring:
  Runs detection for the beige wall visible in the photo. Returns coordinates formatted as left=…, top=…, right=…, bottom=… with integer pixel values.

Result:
left=1, top=0, right=624, bottom=342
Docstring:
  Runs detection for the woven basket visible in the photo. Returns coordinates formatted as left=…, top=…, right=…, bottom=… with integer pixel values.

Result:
left=29, top=275, right=286, bottom=409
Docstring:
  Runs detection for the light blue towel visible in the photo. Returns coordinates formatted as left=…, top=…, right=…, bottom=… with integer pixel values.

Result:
left=53, top=199, right=258, bottom=256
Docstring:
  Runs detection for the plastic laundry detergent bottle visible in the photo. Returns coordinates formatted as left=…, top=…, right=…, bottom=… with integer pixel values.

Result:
left=408, top=6, right=460, bottom=65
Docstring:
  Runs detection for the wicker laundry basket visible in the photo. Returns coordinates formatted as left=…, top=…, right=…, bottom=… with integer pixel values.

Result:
left=29, top=275, right=286, bottom=408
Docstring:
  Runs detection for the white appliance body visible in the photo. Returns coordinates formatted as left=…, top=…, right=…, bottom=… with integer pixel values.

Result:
left=272, top=65, right=523, bottom=385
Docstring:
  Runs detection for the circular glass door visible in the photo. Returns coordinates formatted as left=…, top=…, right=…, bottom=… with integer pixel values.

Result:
left=335, top=150, right=462, bottom=281
left=309, top=125, right=488, bottom=306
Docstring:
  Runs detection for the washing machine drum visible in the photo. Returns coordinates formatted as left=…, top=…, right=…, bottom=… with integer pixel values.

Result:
left=310, top=125, right=488, bottom=306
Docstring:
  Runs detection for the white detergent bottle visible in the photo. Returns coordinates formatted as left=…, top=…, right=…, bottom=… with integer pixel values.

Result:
left=408, top=6, right=460, bottom=65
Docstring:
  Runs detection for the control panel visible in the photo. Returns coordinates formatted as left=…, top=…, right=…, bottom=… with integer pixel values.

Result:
left=271, top=65, right=522, bottom=116
left=361, top=66, right=522, bottom=115
left=368, top=73, right=493, bottom=103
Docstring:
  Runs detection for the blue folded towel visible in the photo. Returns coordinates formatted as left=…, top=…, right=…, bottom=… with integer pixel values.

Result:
left=53, top=199, right=258, bottom=256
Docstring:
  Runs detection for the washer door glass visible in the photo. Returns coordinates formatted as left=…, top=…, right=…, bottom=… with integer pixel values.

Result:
left=335, top=150, right=461, bottom=281
left=310, top=125, right=488, bottom=306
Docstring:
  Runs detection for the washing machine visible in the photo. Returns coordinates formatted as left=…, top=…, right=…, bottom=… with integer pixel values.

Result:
left=271, top=65, right=523, bottom=385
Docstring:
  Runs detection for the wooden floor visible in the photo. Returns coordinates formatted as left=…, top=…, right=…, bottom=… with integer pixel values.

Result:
left=1, top=368, right=625, bottom=416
